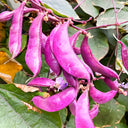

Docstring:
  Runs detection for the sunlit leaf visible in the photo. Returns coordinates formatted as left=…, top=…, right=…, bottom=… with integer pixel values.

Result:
left=76, top=0, right=99, bottom=17
left=41, top=0, right=79, bottom=18
left=92, top=0, right=124, bottom=10
left=0, top=51, right=22, bottom=83
left=0, top=84, right=62, bottom=128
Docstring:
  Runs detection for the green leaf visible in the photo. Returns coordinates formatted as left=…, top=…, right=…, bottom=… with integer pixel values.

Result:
left=13, top=71, right=29, bottom=84
left=7, top=0, right=20, bottom=9
left=105, top=123, right=128, bottom=128
left=41, top=0, right=79, bottom=18
left=39, top=54, right=50, bottom=78
left=92, top=0, right=124, bottom=10
left=0, top=84, right=62, bottom=128
left=76, top=0, right=99, bottom=17
left=116, top=94, right=128, bottom=111
left=97, top=7, right=128, bottom=28
left=93, top=99, right=125, bottom=127
left=68, top=24, right=109, bottom=60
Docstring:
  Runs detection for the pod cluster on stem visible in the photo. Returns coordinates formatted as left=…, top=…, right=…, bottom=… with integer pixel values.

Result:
left=1, top=0, right=128, bottom=127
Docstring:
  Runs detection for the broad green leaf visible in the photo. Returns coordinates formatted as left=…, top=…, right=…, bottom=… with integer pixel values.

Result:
left=0, top=84, right=62, bottom=128
left=7, top=0, right=20, bottom=9
left=68, top=24, right=109, bottom=60
left=105, top=123, right=128, bottom=128
left=97, top=7, right=128, bottom=28
left=76, top=0, right=99, bottom=17
left=92, top=0, right=124, bottom=10
left=116, top=94, right=128, bottom=111
left=41, top=0, right=79, bottom=18
left=59, top=108, right=75, bottom=128
left=13, top=71, right=29, bottom=84
left=93, top=99, right=125, bottom=127
left=116, top=34, right=128, bottom=74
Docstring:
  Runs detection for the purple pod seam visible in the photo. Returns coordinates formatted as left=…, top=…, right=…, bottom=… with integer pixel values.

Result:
left=32, top=87, right=76, bottom=112
left=89, top=104, right=99, bottom=119
left=81, top=35, right=119, bottom=79
left=9, top=1, right=26, bottom=59
left=25, top=11, right=44, bottom=77
left=27, top=77, right=55, bottom=87
left=75, top=90, right=95, bottom=128
left=90, top=85, right=117, bottom=104
left=104, top=77, right=119, bottom=90
left=52, top=21, right=90, bottom=82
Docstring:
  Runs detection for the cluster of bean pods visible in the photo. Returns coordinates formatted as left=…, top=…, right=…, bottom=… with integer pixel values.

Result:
left=1, top=0, right=128, bottom=127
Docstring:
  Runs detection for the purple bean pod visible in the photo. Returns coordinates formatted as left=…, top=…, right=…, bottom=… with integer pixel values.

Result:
left=32, top=87, right=76, bottom=112
left=69, top=100, right=76, bottom=116
left=0, top=10, right=14, bottom=22
left=89, top=104, right=99, bottom=119
left=25, top=11, right=44, bottom=77
left=103, top=77, right=119, bottom=90
left=52, top=21, right=91, bottom=83
left=81, top=35, right=119, bottom=79
left=89, top=85, right=117, bottom=104
left=23, top=7, right=39, bottom=14
left=75, top=90, right=95, bottom=128
left=27, top=77, right=55, bottom=87
left=0, top=7, right=38, bottom=22
left=118, top=40, right=128, bottom=71
left=9, top=1, right=26, bottom=59
left=69, top=31, right=82, bottom=55
left=41, top=33, right=47, bottom=54
left=63, top=69, right=79, bottom=89
left=44, top=25, right=61, bottom=76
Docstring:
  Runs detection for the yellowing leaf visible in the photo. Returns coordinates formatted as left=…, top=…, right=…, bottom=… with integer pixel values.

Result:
left=0, top=51, right=22, bottom=83
left=22, top=101, right=42, bottom=113
left=14, top=83, right=39, bottom=92
left=116, top=58, right=128, bottom=75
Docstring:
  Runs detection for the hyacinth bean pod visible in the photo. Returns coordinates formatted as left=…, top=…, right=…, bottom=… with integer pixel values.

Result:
left=44, top=26, right=61, bottom=76
left=0, top=11, right=14, bottom=22
left=118, top=40, right=128, bottom=71
left=52, top=21, right=90, bottom=82
left=9, top=1, right=26, bottom=59
left=104, top=77, right=119, bottom=90
left=75, top=90, right=95, bottom=128
left=27, top=77, right=55, bottom=87
left=90, top=85, right=117, bottom=104
left=0, top=7, right=38, bottom=23
left=69, top=31, right=82, bottom=55
left=63, top=69, right=78, bottom=89
left=32, top=87, right=76, bottom=112
left=81, top=35, right=119, bottom=79
left=69, top=100, right=76, bottom=116
left=41, top=33, right=47, bottom=54
left=89, top=104, right=99, bottom=119
left=25, top=12, right=44, bottom=77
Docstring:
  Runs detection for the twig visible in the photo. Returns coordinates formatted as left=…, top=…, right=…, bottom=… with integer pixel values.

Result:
left=73, top=0, right=86, bottom=10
